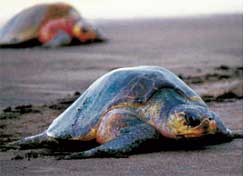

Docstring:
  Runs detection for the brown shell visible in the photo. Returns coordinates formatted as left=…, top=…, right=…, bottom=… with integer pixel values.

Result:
left=0, top=3, right=81, bottom=46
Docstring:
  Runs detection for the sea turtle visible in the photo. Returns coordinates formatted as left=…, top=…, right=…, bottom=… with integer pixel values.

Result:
left=0, top=3, right=103, bottom=48
left=9, top=66, right=234, bottom=159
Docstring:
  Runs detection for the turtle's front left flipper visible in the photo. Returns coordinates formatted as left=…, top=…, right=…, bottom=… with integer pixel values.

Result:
left=64, top=123, right=159, bottom=159
left=42, top=30, right=72, bottom=48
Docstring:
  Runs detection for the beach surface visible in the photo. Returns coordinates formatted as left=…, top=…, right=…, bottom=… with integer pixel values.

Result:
left=0, top=14, right=242, bottom=176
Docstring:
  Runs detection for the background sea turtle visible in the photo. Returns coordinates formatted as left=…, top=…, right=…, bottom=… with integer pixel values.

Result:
left=9, top=66, right=234, bottom=159
left=0, top=3, right=104, bottom=48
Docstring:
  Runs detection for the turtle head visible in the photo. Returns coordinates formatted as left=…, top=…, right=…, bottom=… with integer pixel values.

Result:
left=72, top=19, right=103, bottom=42
left=163, top=104, right=231, bottom=139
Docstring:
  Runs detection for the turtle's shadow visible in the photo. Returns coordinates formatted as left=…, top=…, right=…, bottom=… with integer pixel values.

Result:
left=0, top=38, right=106, bottom=49
left=9, top=134, right=233, bottom=160
left=141, top=134, right=233, bottom=153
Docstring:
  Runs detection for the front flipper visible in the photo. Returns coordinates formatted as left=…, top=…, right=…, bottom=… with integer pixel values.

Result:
left=42, top=30, right=72, bottom=48
left=64, top=109, right=159, bottom=159
left=64, top=124, right=158, bottom=159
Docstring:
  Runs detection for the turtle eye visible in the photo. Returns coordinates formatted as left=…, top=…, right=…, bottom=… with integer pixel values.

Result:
left=184, top=112, right=201, bottom=127
left=81, top=27, right=88, bottom=33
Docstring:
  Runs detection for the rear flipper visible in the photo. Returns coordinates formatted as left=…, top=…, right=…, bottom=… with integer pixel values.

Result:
left=42, top=30, right=72, bottom=48
left=63, top=109, right=159, bottom=159
left=227, top=129, right=243, bottom=139
left=5, top=131, right=54, bottom=149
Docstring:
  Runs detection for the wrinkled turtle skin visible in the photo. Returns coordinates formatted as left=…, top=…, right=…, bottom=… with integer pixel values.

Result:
left=0, top=3, right=104, bottom=48
left=8, top=66, right=233, bottom=159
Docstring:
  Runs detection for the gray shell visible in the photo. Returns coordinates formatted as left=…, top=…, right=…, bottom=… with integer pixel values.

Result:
left=47, top=66, right=206, bottom=139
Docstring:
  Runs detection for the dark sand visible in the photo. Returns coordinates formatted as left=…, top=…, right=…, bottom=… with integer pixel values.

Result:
left=0, top=14, right=242, bottom=176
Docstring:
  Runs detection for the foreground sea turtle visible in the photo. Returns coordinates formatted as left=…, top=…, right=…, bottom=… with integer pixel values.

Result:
left=0, top=3, right=103, bottom=48
left=9, top=66, right=234, bottom=159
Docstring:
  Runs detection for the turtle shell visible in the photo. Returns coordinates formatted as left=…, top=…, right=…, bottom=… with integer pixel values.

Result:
left=0, top=3, right=81, bottom=46
left=47, top=66, right=207, bottom=139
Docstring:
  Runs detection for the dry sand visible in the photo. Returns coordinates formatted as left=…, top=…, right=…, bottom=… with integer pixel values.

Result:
left=0, top=14, right=242, bottom=176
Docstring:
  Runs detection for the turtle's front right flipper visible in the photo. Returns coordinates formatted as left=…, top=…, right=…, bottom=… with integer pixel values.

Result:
left=5, top=131, right=52, bottom=149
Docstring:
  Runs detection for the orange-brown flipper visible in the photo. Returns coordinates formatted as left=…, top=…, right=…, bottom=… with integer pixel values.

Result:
left=38, top=18, right=74, bottom=43
left=39, top=18, right=75, bottom=47
left=96, top=109, right=141, bottom=144
left=38, top=17, right=104, bottom=47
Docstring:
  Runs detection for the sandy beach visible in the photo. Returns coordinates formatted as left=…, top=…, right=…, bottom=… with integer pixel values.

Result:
left=0, top=14, right=242, bottom=176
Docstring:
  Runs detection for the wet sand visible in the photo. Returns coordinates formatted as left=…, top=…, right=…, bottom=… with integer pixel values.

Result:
left=0, top=14, right=242, bottom=176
